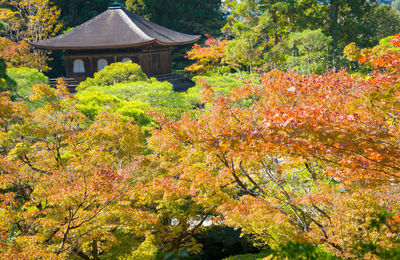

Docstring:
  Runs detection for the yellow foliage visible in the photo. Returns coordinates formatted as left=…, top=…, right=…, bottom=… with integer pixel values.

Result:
left=0, top=0, right=62, bottom=71
left=0, top=0, right=62, bottom=42
left=123, top=234, right=158, bottom=260
left=343, top=42, right=362, bottom=61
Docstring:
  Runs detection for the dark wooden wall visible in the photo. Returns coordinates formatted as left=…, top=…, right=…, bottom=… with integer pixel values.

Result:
left=65, top=47, right=172, bottom=81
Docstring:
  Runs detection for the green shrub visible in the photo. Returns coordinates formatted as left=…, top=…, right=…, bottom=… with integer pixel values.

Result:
left=7, top=67, right=49, bottom=97
left=6, top=67, right=49, bottom=106
left=78, top=61, right=148, bottom=90
left=75, top=91, right=123, bottom=120
left=378, top=35, right=400, bottom=51
left=271, top=242, right=339, bottom=260
left=224, top=242, right=339, bottom=260
left=116, top=101, right=152, bottom=126
left=76, top=80, right=191, bottom=124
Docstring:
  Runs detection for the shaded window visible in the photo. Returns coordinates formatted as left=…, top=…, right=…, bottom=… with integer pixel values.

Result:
left=73, top=59, right=85, bottom=73
left=122, top=57, right=132, bottom=63
left=97, top=58, right=108, bottom=71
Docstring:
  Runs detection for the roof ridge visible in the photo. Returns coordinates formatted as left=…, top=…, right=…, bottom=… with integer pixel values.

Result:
left=122, top=9, right=175, bottom=42
left=116, top=9, right=154, bottom=42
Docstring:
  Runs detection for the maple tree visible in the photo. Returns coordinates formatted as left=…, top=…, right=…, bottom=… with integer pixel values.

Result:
left=0, top=80, right=219, bottom=259
left=360, top=33, right=400, bottom=75
left=0, top=82, right=149, bottom=259
left=185, top=37, right=232, bottom=75
left=1, top=5, right=400, bottom=255
left=0, top=37, right=50, bottom=71
left=147, top=45, right=400, bottom=256
left=344, top=33, right=400, bottom=75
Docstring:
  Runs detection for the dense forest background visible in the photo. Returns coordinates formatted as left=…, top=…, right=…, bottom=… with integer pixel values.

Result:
left=3, top=0, right=400, bottom=75
left=49, top=0, right=400, bottom=74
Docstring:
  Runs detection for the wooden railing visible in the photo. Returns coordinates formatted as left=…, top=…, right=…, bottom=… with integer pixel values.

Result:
left=49, top=78, right=80, bottom=93
left=155, top=71, right=190, bottom=82
left=155, top=71, right=195, bottom=91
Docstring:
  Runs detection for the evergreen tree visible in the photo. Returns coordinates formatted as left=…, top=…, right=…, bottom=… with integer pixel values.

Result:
left=125, top=0, right=224, bottom=36
left=222, top=0, right=400, bottom=71
left=392, top=0, right=400, bottom=10
left=125, top=0, right=225, bottom=70
left=53, top=0, right=110, bottom=27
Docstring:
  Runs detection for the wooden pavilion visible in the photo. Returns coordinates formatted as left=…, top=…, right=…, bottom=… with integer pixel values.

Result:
left=30, top=3, right=200, bottom=84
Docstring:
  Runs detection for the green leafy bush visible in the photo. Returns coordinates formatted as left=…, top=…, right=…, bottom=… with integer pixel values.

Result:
left=78, top=61, right=148, bottom=90
left=116, top=101, right=152, bottom=126
left=271, top=242, right=339, bottom=260
left=6, top=67, right=49, bottom=98
left=76, top=62, right=192, bottom=123
left=224, top=242, right=339, bottom=260
left=378, top=35, right=400, bottom=51
left=75, top=91, right=123, bottom=120
left=6, top=67, right=48, bottom=107
left=75, top=91, right=152, bottom=126
left=76, top=80, right=191, bottom=123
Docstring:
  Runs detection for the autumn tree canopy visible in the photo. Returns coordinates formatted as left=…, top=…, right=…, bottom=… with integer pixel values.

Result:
left=1, top=1, right=400, bottom=259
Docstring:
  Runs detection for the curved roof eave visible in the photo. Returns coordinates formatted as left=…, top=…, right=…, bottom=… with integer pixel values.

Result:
left=155, top=36, right=202, bottom=46
left=29, top=39, right=157, bottom=50
left=29, top=35, right=201, bottom=50
left=29, top=36, right=201, bottom=50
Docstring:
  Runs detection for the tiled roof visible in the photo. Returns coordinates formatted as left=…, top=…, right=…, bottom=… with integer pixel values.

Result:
left=30, top=5, right=201, bottom=50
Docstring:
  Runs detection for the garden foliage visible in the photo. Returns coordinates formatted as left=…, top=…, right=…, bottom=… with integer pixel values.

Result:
left=77, top=61, right=148, bottom=90
left=1, top=2, right=400, bottom=259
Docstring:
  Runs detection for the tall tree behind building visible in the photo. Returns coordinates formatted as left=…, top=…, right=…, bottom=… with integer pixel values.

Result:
left=125, top=0, right=224, bottom=36
left=53, top=0, right=110, bottom=27
left=125, top=0, right=225, bottom=69
left=222, top=0, right=400, bottom=71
